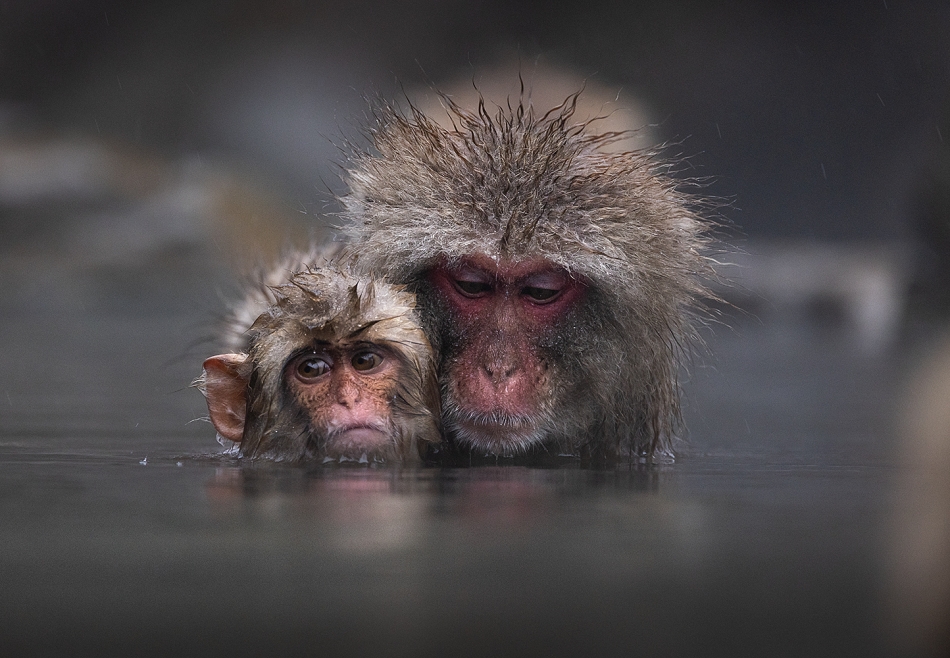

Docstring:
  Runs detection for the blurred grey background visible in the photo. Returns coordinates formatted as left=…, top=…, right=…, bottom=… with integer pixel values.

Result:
left=2, top=0, right=949, bottom=334
left=1, top=0, right=948, bottom=235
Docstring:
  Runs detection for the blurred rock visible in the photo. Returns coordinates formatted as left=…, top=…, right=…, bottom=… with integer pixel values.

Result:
left=886, top=330, right=950, bottom=657
left=713, top=240, right=913, bottom=354
left=0, top=133, right=326, bottom=270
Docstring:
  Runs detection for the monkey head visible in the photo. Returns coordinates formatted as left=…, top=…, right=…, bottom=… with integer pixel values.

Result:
left=198, top=266, right=441, bottom=462
left=342, top=97, right=713, bottom=459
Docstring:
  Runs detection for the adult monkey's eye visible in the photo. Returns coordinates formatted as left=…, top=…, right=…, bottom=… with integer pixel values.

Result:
left=454, top=280, right=492, bottom=296
left=351, top=351, right=384, bottom=372
left=522, top=286, right=561, bottom=302
left=295, top=356, right=331, bottom=380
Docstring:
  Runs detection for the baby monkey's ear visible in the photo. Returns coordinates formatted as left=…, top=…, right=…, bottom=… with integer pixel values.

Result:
left=200, top=354, right=249, bottom=443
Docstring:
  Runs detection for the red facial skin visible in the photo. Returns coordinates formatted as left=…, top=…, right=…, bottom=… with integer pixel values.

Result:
left=428, top=255, right=586, bottom=452
left=286, top=344, right=399, bottom=458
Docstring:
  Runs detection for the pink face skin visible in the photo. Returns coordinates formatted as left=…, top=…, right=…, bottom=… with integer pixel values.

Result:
left=286, top=343, right=399, bottom=458
left=428, top=255, right=587, bottom=452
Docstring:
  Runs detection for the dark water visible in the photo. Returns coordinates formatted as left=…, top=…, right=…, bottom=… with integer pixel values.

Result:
left=0, top=261, right=933, bottom=657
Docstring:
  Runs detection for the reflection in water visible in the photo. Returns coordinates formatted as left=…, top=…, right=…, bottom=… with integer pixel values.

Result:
left=206, top=466, right=432, bottom=554
left=205, top=463, right=661, bottom=526
left=202, top=464, right=665, bottom=581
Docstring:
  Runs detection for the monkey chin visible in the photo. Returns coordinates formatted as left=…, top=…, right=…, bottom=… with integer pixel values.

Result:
left=321, top=423, right=397, bottom=462
left=446, top=411, right=548, bottom=456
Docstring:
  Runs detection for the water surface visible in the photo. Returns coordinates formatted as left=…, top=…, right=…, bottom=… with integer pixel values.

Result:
left=0, top=261, right=927, bottom=657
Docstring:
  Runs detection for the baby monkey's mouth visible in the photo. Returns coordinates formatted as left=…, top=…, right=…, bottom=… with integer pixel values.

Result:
left=322, top=420, right=395, bottom=454
left=328, top=422, right=388, bottom=439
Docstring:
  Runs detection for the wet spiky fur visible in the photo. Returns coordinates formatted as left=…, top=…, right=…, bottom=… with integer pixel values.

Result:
left=221, top=244, right=344, bottom=353
left=216, top=261, right=440, bottom=461
left=341, top=95, right=714, bottom=459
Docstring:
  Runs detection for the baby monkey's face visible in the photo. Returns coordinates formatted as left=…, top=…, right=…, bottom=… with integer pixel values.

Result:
left=285, top=341, right=402, bottom=460
left=199, top=263, right=440, bottom=463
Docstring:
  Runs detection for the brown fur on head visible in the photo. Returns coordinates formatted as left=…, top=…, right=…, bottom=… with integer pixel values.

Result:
left=341, top=95, right=715, bottom=459
left=198, top=261, right=441, bottom=462
left=221, top=243, right=345, bottom=354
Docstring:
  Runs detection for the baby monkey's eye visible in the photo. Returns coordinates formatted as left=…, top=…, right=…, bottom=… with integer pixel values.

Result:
left=351, top=351, right=384, bottom=372
left=296, top=357, right=331, bottom=380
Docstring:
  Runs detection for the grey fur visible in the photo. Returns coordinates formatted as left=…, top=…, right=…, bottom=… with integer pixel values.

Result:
left=340, top=95, right=715, bottom=459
